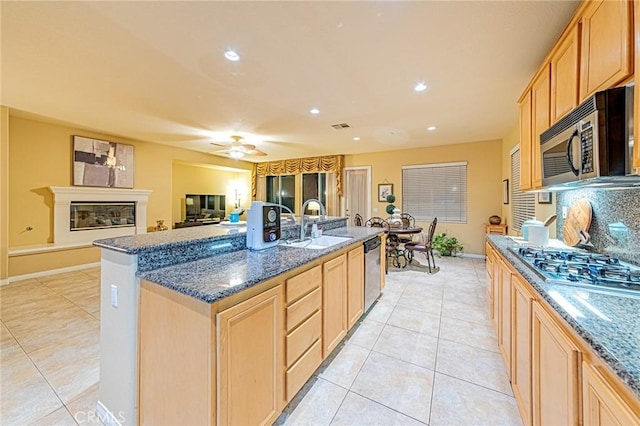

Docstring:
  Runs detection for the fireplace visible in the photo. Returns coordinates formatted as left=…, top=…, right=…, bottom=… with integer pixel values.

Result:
left=49, top=186, right=152, bottom=245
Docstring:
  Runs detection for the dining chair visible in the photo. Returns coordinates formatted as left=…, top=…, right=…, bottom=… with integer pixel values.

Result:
left=365, top=217, right=389, bottom=229
left=398, top=213, right=416, bottom=244
left=404, top=217, right=438, bottom=273
left=354, top=213, right=363, bottom=227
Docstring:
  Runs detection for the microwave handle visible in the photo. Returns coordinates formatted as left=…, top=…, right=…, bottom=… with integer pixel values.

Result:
left=566, top=129, right=580, bottom=176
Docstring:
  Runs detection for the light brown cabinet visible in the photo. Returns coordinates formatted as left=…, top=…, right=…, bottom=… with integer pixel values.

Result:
left=519, top=91, right=533, bottom=191
left=532, top=301, right=581, bottom=426
left=531, top=66, right=550, bottom=188
left=579, top=0, right=633, bottom=101
left=511, top=275, right=536, bottom=426
left=582, top=361, right=640, bottom=426
left=323, top=253, right=348, bottom=357
left=347, top=246, right=364, bottom=329
left=217, top=284, right=285, bottom=426
left=285, top=265, right=322, bottom=401
left=497, top=258, right=513, bottom=378
left=551, top=24, right=580, bottom=122
left=634, top=0, right=640, bottom=170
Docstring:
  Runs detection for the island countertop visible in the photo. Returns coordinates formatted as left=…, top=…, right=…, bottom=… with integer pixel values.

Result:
left=136, top=226, right=381, bottom=304
left=487, top=235, right=640, bottom=401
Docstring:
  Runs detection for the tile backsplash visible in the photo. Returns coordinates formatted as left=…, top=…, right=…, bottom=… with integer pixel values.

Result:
left=556, top=187, right=640, bottom=265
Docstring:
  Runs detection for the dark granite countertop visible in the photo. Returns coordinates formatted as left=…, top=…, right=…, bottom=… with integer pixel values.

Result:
left=487, top=235, right=640, bottom=401
left=137, top=226, right=381, bottom=304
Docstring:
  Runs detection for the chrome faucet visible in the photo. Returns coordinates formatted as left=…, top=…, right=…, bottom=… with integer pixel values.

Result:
left=300, top=199, right=326, bottom=241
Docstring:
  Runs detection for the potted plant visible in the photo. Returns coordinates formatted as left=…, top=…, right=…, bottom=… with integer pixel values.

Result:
left=432, top=232, right=463, bottom=257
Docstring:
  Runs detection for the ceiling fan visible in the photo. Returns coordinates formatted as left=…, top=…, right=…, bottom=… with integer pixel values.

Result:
left=210, top=135, right=267, bottom=159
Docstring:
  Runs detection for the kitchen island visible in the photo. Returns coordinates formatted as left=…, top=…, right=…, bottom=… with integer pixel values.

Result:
left=486, top=235, right=640, bottom=425
left=93, top=218, right=383, bottom=425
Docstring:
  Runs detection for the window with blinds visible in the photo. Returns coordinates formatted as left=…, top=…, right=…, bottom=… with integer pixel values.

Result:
left=402, top=162, right=467, bottom=223
left=511, top=149, right=535, bottom=231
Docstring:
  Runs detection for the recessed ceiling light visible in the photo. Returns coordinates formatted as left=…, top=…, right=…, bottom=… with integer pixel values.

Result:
left=224, top=49, right=240, bottom=61
left=427, top=126, right=437, bottom=131
left=310, top=108, right=320, bottom=114
left=414, top=82, right=427, bottom=92
left=353, top=137, right=360, bottom=141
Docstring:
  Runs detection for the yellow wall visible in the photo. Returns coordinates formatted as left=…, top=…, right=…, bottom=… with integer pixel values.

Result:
left=1, top=107, right=9, bottom=280
left=345, top=139, right=503, bottom=255
left=9, top=247, right=101, bottom=277
left=501, top=123, right=557, bottom=238
left=171, top=162, right=251, bottom=224
left=6, top=113, right=253, bottom=276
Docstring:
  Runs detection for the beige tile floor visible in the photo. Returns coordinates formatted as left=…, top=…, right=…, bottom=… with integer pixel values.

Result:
left=1, top=257, right=522, bottom=426
left=278, top=256, right=523, bottom=426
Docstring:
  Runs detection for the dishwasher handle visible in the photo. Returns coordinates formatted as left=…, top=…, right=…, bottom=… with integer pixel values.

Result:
left=363, top=236, right=381, bottom=253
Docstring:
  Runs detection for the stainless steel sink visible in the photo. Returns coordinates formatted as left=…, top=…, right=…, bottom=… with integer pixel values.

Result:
left=282, top=235, right=353, bottom=250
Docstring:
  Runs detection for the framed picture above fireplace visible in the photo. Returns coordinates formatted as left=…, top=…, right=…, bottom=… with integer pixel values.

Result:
left=73, top=135, right=134, bottom=188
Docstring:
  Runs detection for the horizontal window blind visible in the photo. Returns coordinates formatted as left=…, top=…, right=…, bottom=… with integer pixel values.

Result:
left=511, top=149, right=535, bottom=231
left=402, top=162, right=467, bottom=223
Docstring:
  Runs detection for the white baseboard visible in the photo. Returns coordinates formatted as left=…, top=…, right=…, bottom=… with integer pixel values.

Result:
left=95, top=401, right=124, bottom=426
left=460, top=252, right=485, bottom=259
left=2, top=262, right=100, bottom=286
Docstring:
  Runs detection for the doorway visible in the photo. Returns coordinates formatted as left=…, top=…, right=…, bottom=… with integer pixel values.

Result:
left=344, top=166, right=371, bottom=224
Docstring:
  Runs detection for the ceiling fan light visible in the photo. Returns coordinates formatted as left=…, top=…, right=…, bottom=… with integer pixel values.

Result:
left=229, top=150, right=244, bottom=159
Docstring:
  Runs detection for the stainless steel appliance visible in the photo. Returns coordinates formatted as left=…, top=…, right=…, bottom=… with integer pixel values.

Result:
left=514, top=246, right=640, bottom=295
left=364, top=236, right=382, bottom=312
left=540, top=86, right=638, bottom=188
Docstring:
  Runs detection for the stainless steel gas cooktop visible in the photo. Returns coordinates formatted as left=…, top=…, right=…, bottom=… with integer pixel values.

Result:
left=513, top=247, right=640, bottom=295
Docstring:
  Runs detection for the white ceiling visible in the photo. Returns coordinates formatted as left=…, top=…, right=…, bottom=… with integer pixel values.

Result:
left=1, top=1, right=579, bottom=162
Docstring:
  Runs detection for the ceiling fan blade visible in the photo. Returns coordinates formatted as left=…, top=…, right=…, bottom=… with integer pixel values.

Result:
left=210, top=142, right=230, bottom=148
left=240, top=144, right=256, bottom=151
left=246, top=148, right=267, bottom=156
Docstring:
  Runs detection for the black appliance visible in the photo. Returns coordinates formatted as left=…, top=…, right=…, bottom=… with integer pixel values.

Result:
left=514, top=247, right=640, bottom=294
left=540, top=86, right=638, bottom=188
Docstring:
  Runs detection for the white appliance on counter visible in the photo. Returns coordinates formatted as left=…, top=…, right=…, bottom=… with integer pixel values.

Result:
left=246, top=201, right=282, bottom=250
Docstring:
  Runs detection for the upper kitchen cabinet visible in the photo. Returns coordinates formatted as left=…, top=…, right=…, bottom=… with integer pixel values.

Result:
left=519, top=91, right=533, bottom=191
left=531, top=65, right=550, bottom=188
left=579, top=0, right=633, bottom=101
left=634, top=0, right=640, bottom=170
left=551, top=24, right=580, bottom=122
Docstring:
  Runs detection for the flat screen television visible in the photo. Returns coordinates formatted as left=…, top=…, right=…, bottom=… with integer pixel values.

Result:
left=185, top=194, right=226, bottom=221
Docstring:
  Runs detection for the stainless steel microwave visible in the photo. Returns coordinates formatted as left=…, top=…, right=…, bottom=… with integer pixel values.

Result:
left=540, top=86, right=635, bottom=188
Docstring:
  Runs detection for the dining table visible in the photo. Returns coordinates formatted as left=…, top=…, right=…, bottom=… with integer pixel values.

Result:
left=385, top=225, right=423, bottom=268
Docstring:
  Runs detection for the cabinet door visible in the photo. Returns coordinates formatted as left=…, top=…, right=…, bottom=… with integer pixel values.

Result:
left=217, top=285, right=284, bottom=426
left=634, top=0, right=640, bottom=170
left=491, top=254, right=500, bottom=328
left=511, top=276, right=536, bottom=426
left=323, top=254, right=348, bottom=357
left=498, top=258, right=512, bottom=378
left=380, top=234, right=387, bottom=289
left=580, top=0, right=632, bottom=100
left=532, top=302, right=581, bottom=426
left=347, top=246, right=364, bottom=329
left=582, top=361, right=640, bottom=426
left=519, top=91, right=533, bottom=191
left=551, top=25, right=579, bottom=122
left=531, top=65, right=550, bottom=189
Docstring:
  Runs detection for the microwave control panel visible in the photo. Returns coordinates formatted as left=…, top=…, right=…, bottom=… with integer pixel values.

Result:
left=581, top=125, right=594, bottom=174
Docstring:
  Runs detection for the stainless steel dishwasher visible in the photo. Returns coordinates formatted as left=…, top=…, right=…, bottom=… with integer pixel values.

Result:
left=363, top=235, right=382, bottom=312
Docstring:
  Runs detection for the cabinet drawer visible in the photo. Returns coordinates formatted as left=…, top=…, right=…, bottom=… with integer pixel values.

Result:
left=287, top=310, right=321, bottom=367
left=286, top=338, right=323, bottom=402
left=286, top=265, right=322, bottom=303
left=286, top=287, right=321, bottom=331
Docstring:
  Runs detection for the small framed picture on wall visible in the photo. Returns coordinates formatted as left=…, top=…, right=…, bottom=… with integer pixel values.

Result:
left=378, top=184, right=393, bottom=202
left=538, top=191, right=552, bottom=204
left=502, top=179, right=509, bottom=205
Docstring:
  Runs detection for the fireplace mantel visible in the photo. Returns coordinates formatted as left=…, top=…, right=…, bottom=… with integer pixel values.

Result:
left=49, top=186, right=152, bottom=245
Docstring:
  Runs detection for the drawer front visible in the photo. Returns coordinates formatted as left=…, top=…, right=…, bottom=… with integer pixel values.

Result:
left=286, top=310, right=322, bottom=367
left=286, top=265, right=322, bottom=303
left=286, top=338, right=323, bottom=402
left=286, top=287, right=321, bottom=331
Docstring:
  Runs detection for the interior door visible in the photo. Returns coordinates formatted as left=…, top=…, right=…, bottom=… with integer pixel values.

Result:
left=344, top=167, right=370, bottom=224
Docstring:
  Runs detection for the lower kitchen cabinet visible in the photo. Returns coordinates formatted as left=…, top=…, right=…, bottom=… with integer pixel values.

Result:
left=511, top=275, right=535, bottom=426
left=582, top=361, right=640, bottom=426
left=498, top=258, right=513, bottom=379
left=217, top=285, right=285, bottom=426
left=323, top=253, right=348, bottom=357
left=532, top=301, right=581, bottom=426
left=347, top=245, right=364, bottom=329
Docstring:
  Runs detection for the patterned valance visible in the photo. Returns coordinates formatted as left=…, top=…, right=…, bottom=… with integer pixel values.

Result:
left=251, top=155, right=344, bottom=198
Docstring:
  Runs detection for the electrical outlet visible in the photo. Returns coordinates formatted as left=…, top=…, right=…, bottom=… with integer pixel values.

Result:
left=110, top=284, right=118, bottom=308
left=562, top=206, right=568, bottom=219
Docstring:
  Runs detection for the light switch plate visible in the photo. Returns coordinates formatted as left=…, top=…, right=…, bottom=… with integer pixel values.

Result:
left=562, top=206, right=568, bottom=219
left=110, top=284, right=118, bottom=308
